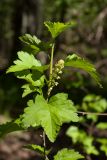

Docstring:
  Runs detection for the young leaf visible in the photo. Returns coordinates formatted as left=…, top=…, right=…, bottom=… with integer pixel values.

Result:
left=21, top=75, right=45, bottom=97
left=19, top=34, right=52, bottom=53
left=54, top=148, right=84, bottom=160
left=66, top=126, right=99, bottom=155
left=15, top=70, right=45, bottom=97
left=16, top=71, right=45, bottom=87
left=21, top=84, right=36, bottom=97
left=0, top=119, right=24, bottom=138
left=66, top=126, right=80, bottom=143
left=6, top=51, right=48, bottom=73
left=64, top=54, right=102, bottom=87
left=22, top=93, right=79, bottom=142
left=82, top=94, right=107, bottom=112
left=96, top=122, right=107, bottom=130
left=97, top=138, right=107, bottom=155
left=44, top=21, right=76, bottom=39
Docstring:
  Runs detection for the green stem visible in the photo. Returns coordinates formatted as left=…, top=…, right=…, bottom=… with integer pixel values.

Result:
left=47, top=42, right=55, bottom=98
left=43, top=43, right=55, bottom=160
left=43, top=131, right=49, bottom=160
left=50, top=43, right=55, bottom=77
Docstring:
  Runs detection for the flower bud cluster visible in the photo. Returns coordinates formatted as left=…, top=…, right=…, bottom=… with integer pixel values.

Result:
left=48, top=59, right=64, bottom=96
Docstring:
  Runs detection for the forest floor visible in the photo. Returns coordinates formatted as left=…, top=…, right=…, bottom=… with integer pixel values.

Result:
left=0, top=130, right=43, bottom=160
left=0, top=115, right=44, bottom=160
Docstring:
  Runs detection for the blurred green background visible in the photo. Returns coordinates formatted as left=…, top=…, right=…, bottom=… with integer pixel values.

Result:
left=0, top=0, right=107, bottom=159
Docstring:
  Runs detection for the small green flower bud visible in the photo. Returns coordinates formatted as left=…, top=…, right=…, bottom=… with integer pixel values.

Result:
left=57, top=76, right=60, bottom=79
left=58, top=59, right=64, bottom=68
left=59, top=71, right=62, bottom=74
left=55, top=82, right=58, bottom=86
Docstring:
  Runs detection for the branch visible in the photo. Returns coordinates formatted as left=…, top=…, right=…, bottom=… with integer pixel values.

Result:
left=77, top=111, right=107, bottom=116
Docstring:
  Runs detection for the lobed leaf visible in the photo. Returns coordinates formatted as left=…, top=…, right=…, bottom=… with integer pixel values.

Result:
left=97, top=138, right=107, bottom=155
left=15, top=70, right=45, bottom=97
left=7, top=51, right=49, bottom=73
left=64, top=54, right=102, bottom=87
left=82, top=94, right=107, bottom=113
left=21, top=84, right=38, bottom=97
left=19, top=34, right=52, bottom=53
left=54, top=148, right=84, bottom=160
left=96, top=122, right=107, bottom=130
left=66, top=126, right=81, bottom=143
left=16, top=71, right=45, bottom=87
left=66, top=126, right=99, bottom=155
left=22, top=93, right=79, bottom=142
left=44, top=21, right=76, bottom=39
left=0, top=119, right=24, bottom=138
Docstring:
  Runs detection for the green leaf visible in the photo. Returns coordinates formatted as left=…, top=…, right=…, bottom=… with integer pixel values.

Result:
left=19, top=34, right=52, bottom=53
left=24, top=144, right=50, bottom=155
left=15, top=70, right=45, bottom=97
left=21, top=84, right=36, bottom=97
left=54, top=148, right=84, bottom=160
left=44, top=21, right=76, bottom=39
left=22, top=93, right=79, bottom=142
left=82, top=94, right=107, bottom=113
left=83, top=136, right=99, bottom=155
left=21, top=79, right=44, bottom=97
left=0, top=119, right=24, bottom=138
left=16, top=70, right=45, bottom=87
left=97, top=138, right=107, bottom=155
left=66, top=126, right=81, bottom=143
left=7, top=51, right=48, bottom=73
left=64, top=54, right=102, bottom=87
left=96, top=122, right=107, bottom=130
left=66, top=126, right=99, bottom=155
left=86, top=114, right=98, bottom=122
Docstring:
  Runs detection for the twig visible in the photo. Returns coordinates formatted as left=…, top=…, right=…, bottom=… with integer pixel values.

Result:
left=77, top=111, right=107, bottom=116
left=43, top=131, right=48, bottom=160
left=42, top=43, right=55, bottom=160
left=86, top=155, right=92, bottom=160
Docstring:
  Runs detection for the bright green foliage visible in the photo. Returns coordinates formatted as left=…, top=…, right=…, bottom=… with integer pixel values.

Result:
left=54, top=148, right=84, bottom=160
left=24, top=144, right=50, bottom=155
left=16, top=70, right=45, bottom=86
left=64, top=54, right=102, bottom=87
left=4, top=21, right=102, bottom=159
left=16, top=70, right=46, bottom=97
left=44, top=21, right=76, bottom=39
left=82, top=94, right=107, bottom=122
left=82, top=94, right=107, bottom=112
left=6, top=51, right=47, bottom=97
left=96, top=122, right=107, bottom=130
left=97, top=139, right=107, bottom=156
left=66, top=126, right=80, bottom=143
left=21, top=84, right=36, bottom=97
left=19, top=34, right=52, bottom=53
left=66, top=94, right=107, bottom=158
left=21, top=75, right=45, bottom=97
left=22, top=93, right=79, bottom=142
left=66, top=126, right=99, bottom=155
left=0, top=119, right=24, bottom=138
left=7, top=51, right=48, bottom=73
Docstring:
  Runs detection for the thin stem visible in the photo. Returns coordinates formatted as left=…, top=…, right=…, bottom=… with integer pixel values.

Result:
left=86, top=155, right=92, bottom=160
left=43, top=131, right=48, bottom=160
left=47, top=42, right=55, bottom=98
left=77, top=111, right=107, bottom=116
left=50, top=43, right=55, bottom=76
left=42, top=43, right=55, bottom=160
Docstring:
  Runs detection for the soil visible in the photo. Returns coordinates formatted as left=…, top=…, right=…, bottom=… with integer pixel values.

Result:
left=0, top=130, right=43, bottom=160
